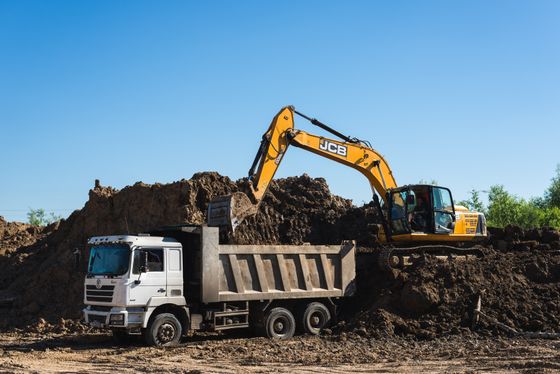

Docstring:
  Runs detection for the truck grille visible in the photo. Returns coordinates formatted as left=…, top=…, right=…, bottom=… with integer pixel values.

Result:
left=85, top=285, right=115, bottom=303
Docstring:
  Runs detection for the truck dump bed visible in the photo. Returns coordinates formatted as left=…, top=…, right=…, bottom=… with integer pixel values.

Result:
left=199, top=227, right=356, bottom=303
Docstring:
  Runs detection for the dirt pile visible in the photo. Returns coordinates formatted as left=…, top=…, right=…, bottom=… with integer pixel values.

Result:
left=0, top=172, right=234, bottom=327
left=488, top=225, right=560, bottom=252
left=0, top=216, right=49, bottom=256
left=232, top=175, right=378, bottom=245
left=340, top=228, right=560, bottom=339
left=0, top=172, right=376, bottom=328
left=1, top=171, right=559, bottom=341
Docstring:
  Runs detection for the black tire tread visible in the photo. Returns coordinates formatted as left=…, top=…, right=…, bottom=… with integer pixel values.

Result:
left=143, top=312, right=182, bottom=347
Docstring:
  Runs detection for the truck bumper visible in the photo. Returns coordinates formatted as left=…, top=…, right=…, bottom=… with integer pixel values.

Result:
left=83, top=306, right=145, bottom=329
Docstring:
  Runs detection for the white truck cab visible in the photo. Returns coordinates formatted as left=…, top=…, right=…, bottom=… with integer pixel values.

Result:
left=83, top=235, right=185, bottom=334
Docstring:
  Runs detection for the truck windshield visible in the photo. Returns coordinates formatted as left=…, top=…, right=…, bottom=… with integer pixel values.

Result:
left=88, top=245, right=130, bottom=276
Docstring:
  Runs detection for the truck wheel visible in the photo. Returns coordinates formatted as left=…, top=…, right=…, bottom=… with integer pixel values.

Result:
left=111, top=329, right=131, bottom=345
left=144, top=313, right=182, bottom=347
left=264, top=307, right=295, bottom=339
left=302, top=302, right=331, bottom=335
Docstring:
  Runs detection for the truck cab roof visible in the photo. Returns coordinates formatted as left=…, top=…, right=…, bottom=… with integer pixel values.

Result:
left=87, top=234, right=182, bottom=248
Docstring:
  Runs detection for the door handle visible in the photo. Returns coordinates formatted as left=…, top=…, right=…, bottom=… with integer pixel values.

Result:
left=157, top=288, right=165, bottom=293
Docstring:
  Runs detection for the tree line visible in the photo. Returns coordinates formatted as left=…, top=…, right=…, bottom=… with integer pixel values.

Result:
left=459, top=165, right=560, bottom=229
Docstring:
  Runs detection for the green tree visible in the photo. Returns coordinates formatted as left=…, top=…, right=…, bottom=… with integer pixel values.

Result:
left=529, top=196, right=547, bottom=209
left=544, top=164, right=560, bottom=208
left=459, top=166, right=560, bottom=229
left=543, top=206, right=560, bottom=228
left=458, top=189, right=487, bottom=214
left=486, top=185, right=521, bottom=227
left=485, top=185, right=560, bottom=229
left=27, top=208, right=62, bottom=226
left=419, top=179, right=438, bottom=185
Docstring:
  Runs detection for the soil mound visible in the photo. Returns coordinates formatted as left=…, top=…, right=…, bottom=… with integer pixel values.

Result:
left=0, top=173, right=235, bottom=327
left=341, top=236, right=560, bottom=339
left=231, top=175, right=374, bottom=245
left=0, top=173, right=374, bottom=328
left=1, top=172, right=559, bottom=341
left=0, top=217, right=48, bottom=256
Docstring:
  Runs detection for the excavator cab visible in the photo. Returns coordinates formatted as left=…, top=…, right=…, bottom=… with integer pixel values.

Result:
left=387, top=185, right=456, bottom=237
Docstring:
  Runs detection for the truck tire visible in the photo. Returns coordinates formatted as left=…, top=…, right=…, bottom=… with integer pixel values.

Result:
left=264, top=307, right=295, bottom=339
left=144, top=313, right=182, bottom=347
left=302, top=302, right=331, bottom=335
left=111, top=329, right=131, bottom=345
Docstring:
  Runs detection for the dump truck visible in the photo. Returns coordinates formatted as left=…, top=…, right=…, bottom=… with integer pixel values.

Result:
left=82, top=225, right=356, bottom=346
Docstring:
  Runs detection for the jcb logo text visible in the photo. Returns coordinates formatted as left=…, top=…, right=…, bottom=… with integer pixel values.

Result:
left=319, top=139, right=347, bottom=157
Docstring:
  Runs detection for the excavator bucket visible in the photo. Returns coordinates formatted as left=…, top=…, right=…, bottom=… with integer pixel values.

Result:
left=207, top=192, right=258, bottom=231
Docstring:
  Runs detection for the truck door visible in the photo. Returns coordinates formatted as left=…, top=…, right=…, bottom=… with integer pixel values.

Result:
left=129, top=247, right=166, bottom=306
left=166, top=247, right=183, bottom=297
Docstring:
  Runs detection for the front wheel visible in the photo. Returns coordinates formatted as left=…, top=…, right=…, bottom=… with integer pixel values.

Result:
left=143, top=313, right=182, bottom=347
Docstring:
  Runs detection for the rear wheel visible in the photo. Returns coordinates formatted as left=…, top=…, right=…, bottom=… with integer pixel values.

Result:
left=264, top=307, right=295, bottom=339
left=301, top=302, right=331, bottom=335
left=143, top=313, right=182, bottom=347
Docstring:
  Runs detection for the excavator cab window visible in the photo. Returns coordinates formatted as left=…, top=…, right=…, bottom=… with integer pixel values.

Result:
left=408, top=187, right=431, bottom=233
left=390, top=185, right=451, bottom=235
left=432, top=187, right=455, bottom=233
left=389, top=190, right=410, bottom=234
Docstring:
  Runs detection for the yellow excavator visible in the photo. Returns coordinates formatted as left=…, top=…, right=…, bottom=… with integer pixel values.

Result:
left=208, top=106, right=486, bottom=269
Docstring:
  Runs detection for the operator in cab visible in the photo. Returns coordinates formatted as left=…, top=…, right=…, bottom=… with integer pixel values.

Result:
left=410, top=193, right=429, bottom=232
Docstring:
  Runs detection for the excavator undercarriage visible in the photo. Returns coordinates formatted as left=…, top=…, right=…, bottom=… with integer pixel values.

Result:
left=374, top=244, right=485, bottom=272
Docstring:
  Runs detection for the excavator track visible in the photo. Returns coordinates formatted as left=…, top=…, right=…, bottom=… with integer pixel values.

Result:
left=376, top=245, right=485, bottom=272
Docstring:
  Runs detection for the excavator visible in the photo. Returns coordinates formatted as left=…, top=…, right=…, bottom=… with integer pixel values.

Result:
left=208, top=106, right=486, bottom=270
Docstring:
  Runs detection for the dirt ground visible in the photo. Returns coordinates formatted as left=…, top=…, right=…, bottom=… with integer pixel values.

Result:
left=0, top=331, right=559, bottom=373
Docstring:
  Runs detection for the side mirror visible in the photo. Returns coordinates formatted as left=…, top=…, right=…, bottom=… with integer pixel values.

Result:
left=139, top=251, right=149, bottom=273
left=73, top=248, right=81, bottom=270
left=406, top=194, right=416, bottom=205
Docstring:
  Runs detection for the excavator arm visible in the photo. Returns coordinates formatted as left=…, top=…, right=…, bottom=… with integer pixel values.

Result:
left=208, top=106, right=397, bottom=230
left=248, top=106, right=397, bottom=203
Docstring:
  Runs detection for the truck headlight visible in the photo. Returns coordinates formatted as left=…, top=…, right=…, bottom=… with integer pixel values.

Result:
left=109, top=314, right=125, bottom=325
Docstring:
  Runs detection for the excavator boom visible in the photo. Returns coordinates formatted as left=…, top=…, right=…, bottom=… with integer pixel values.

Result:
left=207, top=106, right=397, bottom=229
left=249, top=106, right=397, bottom=203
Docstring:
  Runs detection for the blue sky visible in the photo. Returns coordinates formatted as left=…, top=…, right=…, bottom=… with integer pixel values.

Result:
left=1, top=1, right=559, bottom=222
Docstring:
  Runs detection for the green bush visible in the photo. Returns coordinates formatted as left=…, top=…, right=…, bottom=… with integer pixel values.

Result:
left=27, top=208, right=62, bottom=226
left=459, top=165, right=560, bottom=229
left=485, top=185, right=560, bottom=229
left=544, top=165, right=560, bottom=209
left=458, top=189, right=486, bottom=215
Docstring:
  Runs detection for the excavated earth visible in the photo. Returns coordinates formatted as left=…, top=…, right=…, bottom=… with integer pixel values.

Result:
left=0, top=172, right=380, bottom=329
left=0, top=217, right=51, bottom=256
left=1, top=172, right=560, bottom=372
